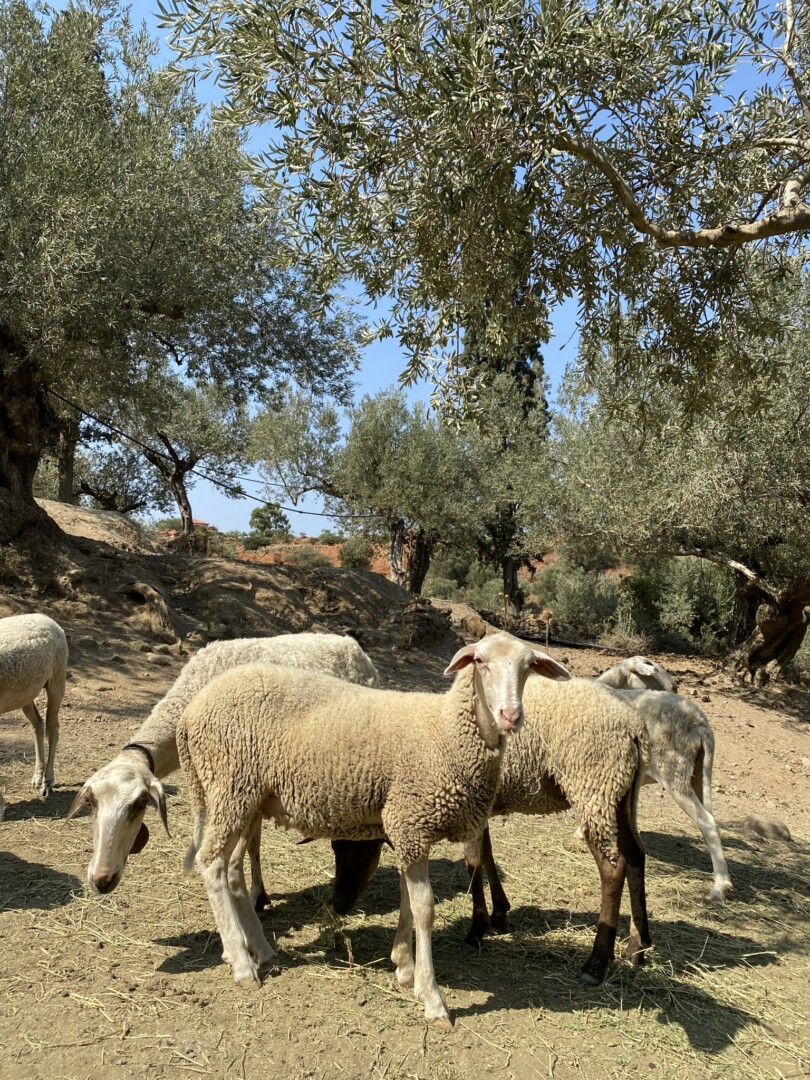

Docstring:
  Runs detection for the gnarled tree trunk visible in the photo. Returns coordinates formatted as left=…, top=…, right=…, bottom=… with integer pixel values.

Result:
left=388, top=521, right=433, bottom=595
left=0, top=346, right=60, bottom=541
left=729, top=583, right=810, bottom=684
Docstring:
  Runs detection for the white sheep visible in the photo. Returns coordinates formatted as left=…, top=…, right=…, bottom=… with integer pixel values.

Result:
left=597, top=655, right=677, bottom=692
left=67, top=632, right=382, bottom=899
left=596, top=658, right=731, bottom=899
left=0, top=613, right=68, bottom=818
left=177, top=632, right=571, bottom=1028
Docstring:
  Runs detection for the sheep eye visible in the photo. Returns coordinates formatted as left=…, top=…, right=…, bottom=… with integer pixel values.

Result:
left=132, top=796, right=148, bottom=813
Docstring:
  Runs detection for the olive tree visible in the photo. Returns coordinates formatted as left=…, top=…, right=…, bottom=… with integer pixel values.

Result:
left=546, top=273, right=810, bottom=681
left=162, top=0, right=810, bottom=407
left=252, top=388, right=487, bottom=593
left=0, top=0, right=357, bottom=540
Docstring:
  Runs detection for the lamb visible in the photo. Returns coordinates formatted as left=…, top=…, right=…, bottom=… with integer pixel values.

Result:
left=0, top=613, right=68, bottom=819
left=67, top=632, right=382, bottom=899
left=177, top=632, right=571, bottom=1028
left=597, top=658, right=731, bottom=899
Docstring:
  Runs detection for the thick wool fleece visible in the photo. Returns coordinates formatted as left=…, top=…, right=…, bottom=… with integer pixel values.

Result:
left=493, top=678, right=648, bottom=862
left=129, top=633, right=381, bottom=777
left=178, top=663, right=504, bottom=869
left=619, top=689, right=713, bottom=795
left=0, top=614, right=68, bottom=713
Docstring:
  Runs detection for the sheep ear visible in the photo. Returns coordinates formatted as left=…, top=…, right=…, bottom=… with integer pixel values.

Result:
left=148, top=779, right=170, bottom=838
left=130, top=822, right=150, bottom=855
left=65, top=785, right=91, bottom=821
left=444, top=643, right=478, bottom=675
left=531, top=651, right=572, bottom=681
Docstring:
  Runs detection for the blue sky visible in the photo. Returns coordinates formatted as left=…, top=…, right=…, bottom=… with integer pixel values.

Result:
left=78, top=1, right=582, bottom=532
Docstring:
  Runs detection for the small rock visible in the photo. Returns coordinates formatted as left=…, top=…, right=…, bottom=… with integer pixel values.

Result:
left=109, top=654, right=126, bottom=664
left=700, top=694, right=711, bottom=703
left=153, top=643, right=173, bottom=655
left=76, top=635, right=99, bottom=650
left=145, top=652, right=172, bottom=666
left=744, top=815, right=792, bottom=842
left=355, top=989, right=368, bottom=1006
left=138, top=642, right=153, bottom=652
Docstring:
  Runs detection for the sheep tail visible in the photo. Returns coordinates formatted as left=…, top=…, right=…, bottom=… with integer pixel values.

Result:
left=697, top=725, right=716, bottom=817
left=627, top=734, right=648, bottom=853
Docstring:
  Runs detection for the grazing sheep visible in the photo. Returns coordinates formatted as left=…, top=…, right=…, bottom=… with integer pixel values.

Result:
left=597, top=655, right=677, bottom=693
left=597, top=658, right=730, bottom=899
left=67, top=633, right=381, bottom=898
left=0, top=613, right=68, bottom=817
left=177, top=633, right=570, bottom=1028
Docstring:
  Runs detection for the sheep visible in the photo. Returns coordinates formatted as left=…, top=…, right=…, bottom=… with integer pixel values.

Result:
left=597, top=655, right=677, bottom=692
left=66, top=632, right=382, bottom=899
left=176, top=632, right=571, bottom=1028
left=597, top=658, right=731, bottom=899
left=0, top=613, right=68, bottom=818
left=330, top=677, right=652, bottom=985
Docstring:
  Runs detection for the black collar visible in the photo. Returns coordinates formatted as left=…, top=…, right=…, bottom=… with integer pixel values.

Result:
left=121, top=743, right=156, bottom=773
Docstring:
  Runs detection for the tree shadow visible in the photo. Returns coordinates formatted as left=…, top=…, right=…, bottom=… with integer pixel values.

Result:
left=0, top=850, right=82, bottom=911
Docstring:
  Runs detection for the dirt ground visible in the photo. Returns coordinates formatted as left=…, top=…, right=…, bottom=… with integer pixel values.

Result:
left=0, top=511, right=808, bottom=1080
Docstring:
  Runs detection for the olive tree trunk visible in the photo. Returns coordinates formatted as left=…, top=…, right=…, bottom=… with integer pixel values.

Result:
left=388, top=521, right=433, bottom=595
left=730, top=591, right=810, bottom=683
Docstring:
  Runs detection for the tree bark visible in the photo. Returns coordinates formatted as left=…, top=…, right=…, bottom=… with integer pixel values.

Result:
left=56, top=416, right=80, bottom=503
left=388, top=521, right=433, bottom=594
left=729, top=589, right=810, bottom=683
left=0, top=346, right=58, bottom=505
left=501, top=554, right=523, bottom=615
left=143, top=438, right=196, bottom=537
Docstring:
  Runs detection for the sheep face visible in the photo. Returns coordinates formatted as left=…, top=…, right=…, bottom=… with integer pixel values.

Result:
left=66, top=761, right=168, bottom=895
left=445, top=632, right=571, bottom=733
left=620, top=657, right=677, bottom=693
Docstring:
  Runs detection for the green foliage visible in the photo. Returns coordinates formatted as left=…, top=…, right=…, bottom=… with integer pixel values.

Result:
left=150, top=517, right=183, bottom=532
left=161, top=0, right=809, bottom=411
left=317, top=529, right=345, bottom=545
left=77, top=445, right=173, bottom=516
left=249, top=503, right=291, bottom=542
left=0, top=0, right=359, bottom=500
left=282, top=544, right=331, bottom=569
left=338, top=535, right=374, bottom=568
left=529, top=561, right=621, bottom=638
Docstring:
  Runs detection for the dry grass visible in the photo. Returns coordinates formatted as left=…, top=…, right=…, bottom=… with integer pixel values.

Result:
left=0, top=765, right=807, bottom=1080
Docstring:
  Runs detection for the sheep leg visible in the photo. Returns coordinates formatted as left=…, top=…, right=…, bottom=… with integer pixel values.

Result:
left=616, top=793, right=652, bottom=966
left=481, top=828, right=512, bottom=933
left=0, top=790, right=5, bottom=821
left=581, top=838, right=626, bottom=985
left=22, top=703, right=47, bottom=794
left=42, top=680, right=63, bottom=796
left=246, top=819, right=271, bottom=911
left=463, top=836, right=491, bottom=946
left=197, top=838, right=261, bottom=989
left=404, top=861, right=452, bottom=1029
left=226, top=832, right=279, bottom=971
left=390, top=869, right=415, bottom=988
left=668, top=786, right=733, bottom=900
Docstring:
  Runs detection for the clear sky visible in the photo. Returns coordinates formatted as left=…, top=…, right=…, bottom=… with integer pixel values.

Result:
left=73, top=1, right=582, bottom=533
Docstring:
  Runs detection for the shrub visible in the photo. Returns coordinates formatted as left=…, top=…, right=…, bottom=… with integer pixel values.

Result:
left=317, top=529, right=345, bottom=545
left=283, top=544, right=332, bottom=569
left=339, top=535, right=375, bottom=568
left=529, top=560, right=619, bottom=637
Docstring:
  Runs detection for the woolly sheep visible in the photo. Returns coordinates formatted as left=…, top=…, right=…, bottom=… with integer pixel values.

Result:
left=0, top=613, right=68, bottom=819
left=597, top=658, right=731, bottom=899
left=597, top=655, right=677, bottom=693
left=177, top=632, right=571, bottom=1028
left=67, top=632, right=382, bottom=898
left=332, top=678, right=653, bottom=984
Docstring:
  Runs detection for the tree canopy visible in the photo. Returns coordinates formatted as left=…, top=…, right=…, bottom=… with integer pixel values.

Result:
left=0, top=0, right=358, bottom=527
left=161, top=0, right=810, bottom=406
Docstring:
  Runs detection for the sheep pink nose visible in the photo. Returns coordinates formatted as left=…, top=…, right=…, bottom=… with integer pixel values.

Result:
left=498, top=707, right=523, bottom=731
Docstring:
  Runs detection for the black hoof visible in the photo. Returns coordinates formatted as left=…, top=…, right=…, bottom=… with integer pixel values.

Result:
left=579, top=957, right=608, bottom=985
left=253, top=891, right=272, bottom=912
left=489, top=910, right=510, bottom=934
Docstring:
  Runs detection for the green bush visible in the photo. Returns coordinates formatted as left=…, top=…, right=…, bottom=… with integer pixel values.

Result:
left=528, top=561, right=620, bottom=637
left=317, top=529, right=345, bottom=545
left=283, top=545, right=332, bottom=569
left=339, top=535, right=375, bottom=568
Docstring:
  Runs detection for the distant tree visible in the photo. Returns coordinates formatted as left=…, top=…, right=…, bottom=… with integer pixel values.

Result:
left=252, top=389, right=485, bottom=593
left=139, top=381, right=250, bottom=538
left=77, top=446, right=173, bottom=517
left=248, top=503, right=291, bottom=542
